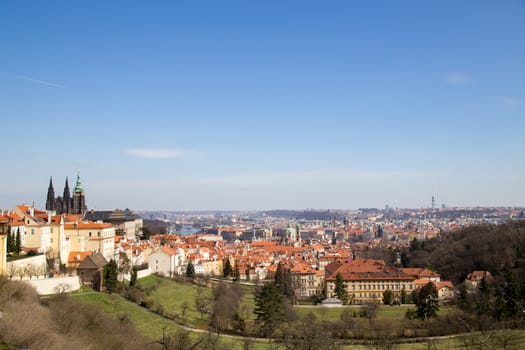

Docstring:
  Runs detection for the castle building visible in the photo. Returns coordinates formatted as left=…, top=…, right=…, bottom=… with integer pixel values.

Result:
left=46, top=173, right=87, bottom=216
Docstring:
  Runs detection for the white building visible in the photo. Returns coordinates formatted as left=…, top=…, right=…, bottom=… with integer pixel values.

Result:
left=149, top=247, right=182, bottom=277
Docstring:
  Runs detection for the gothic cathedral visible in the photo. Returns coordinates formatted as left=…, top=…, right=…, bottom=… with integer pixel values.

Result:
left=46, top=173, right=87, bottom=216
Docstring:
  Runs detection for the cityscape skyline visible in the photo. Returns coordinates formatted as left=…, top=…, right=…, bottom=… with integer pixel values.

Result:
left=1, top=1, right=524, bottom=211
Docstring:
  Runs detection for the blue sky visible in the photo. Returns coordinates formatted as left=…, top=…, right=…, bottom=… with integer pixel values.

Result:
left=1, top=1, right=524, bottom=211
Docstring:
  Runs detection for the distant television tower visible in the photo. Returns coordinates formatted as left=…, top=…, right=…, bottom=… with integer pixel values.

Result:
left=431, top=192, right=436, bottom=210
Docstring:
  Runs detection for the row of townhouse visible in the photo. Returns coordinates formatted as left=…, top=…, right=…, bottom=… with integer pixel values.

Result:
left=289, top=261, right=325, bottom=298
left=1, top=205, right=116, bottom=272
left=148, top=235, right=226, bottom=277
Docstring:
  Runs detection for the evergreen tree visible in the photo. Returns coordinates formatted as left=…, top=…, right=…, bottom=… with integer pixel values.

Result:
left=457, top=283, right=472, bottom=313
left=186, top=261, right=195, bottom=278
left=334, top=272, right=348, bottom=304
left=232, top=266, right=240, bottom=282
left=254, top=282, right=285, bottom=337
left=492, top=285, right=506, bottom=321
left=6, top=227, right=12, bottom=254
left=383, top=289, right=393, bottom=305
left=503, top=272, right=520, bottom=319
left=282, top=268, right=295, bottom=301
left=274, top=262, right=295, bottom=302
left=104, top=259, right=118, bottom=294
left=408, top=282, right=439, bottom=320
left=476, top=276, right=491, bottom=316
left=401, top=286, right=408, bottom=304
left=274, top=262, right=284, bottom=286
left=223, top=259, right=233, bottom=278
left=129, top=266, right=138, bottom=287
left=14, top=228, right=21, bottom=255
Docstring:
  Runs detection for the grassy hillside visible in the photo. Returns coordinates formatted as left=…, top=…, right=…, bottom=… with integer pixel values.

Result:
left=72, top=281, right=525, bottom=350
left=0, top=276, right=150, bottom=350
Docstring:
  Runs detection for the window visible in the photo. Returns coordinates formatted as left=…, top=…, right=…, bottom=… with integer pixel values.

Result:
left=31, top=229, right=35, bottom=235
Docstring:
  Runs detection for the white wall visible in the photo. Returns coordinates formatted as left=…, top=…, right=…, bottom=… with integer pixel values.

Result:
left=7, top=254, right=47, bottom=280
left=25, top=276, right=81, bottom=295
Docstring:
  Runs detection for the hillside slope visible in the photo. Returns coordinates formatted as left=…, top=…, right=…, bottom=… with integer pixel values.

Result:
left=402, top=220, right=525, bottom=284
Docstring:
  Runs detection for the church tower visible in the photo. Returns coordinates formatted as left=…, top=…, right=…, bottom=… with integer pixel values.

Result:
left=72, top=173, right=87, bottom=216
left=45, top=177, right=56, bottom=211
left=63, top=177, right=71, bottom=214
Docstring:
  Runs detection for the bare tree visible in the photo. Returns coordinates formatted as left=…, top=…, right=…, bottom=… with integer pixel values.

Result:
left=181, top=301, right=189, bottom=317
left=7, top=264, right=16, bottom=280
left=210, top=283, right=244, bottom=334
left=195, top=293, right=211, bottom=320
left=54, top=283, right=72, bottom=294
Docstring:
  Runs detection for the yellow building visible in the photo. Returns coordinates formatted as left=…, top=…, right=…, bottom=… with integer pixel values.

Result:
left=64, top=222, right=115, bottom=262
left=325, top=259, right=415, bottom=304
left=200, top=259, right=223, bottom=276
left=290, top=261, right=325, bottom=298
left=0, top=217, right=8, bottom=274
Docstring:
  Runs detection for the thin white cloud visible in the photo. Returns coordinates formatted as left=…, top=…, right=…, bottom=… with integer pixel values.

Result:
left=0, top=72, right=66, bottom=88
left=442, top=72, right=469, bottom=84
left=488, top=96, right=521, bottom=109
left=125, top=148, right=196, bottom=159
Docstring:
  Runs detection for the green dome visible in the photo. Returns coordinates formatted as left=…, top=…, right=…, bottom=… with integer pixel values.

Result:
left=74, top=173, right=84, bottom=193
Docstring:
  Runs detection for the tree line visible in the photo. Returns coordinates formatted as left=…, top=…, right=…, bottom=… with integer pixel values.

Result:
left=5, top=226, right=22, bottom=256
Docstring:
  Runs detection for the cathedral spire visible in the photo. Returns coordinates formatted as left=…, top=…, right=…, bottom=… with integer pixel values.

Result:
left=63, top=177, right=71, bottom=214
left=45, top=177, right=55, bottom=211
left=72, top=172, right=87, bottom=216
left=74, top=172, right=84, bottom=193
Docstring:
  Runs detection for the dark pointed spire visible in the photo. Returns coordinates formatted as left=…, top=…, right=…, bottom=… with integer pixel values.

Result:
left=63, top=177, right=71, bottom=214
left=45, top=177, right=55, bottom=211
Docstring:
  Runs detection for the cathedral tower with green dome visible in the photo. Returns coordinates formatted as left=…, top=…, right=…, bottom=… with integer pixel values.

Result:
left=45, top=173, right=87, bottom=216
left=72, top=172, right=87, bottom=215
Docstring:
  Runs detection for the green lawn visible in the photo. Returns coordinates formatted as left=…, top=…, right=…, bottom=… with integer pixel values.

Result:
left=72, top=290, right=274, bottom=350
left=295, top=304, right=453, bottom=323
left=136, top=275, right=213, bottom=328
left=72, top=284, right=525, bottom=350
left=136, top=275, right=456, bottom=330
left=72, top=292, right=178, bottom=339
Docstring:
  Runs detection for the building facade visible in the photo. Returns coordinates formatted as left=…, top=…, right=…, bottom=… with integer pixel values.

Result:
left=64, top=222, right=115, bottom=262
left=84, top=209, right=143, bottom=239
left=325, top=259, right=415, bottom=304
left=0, top=216, right=8, bottom=275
